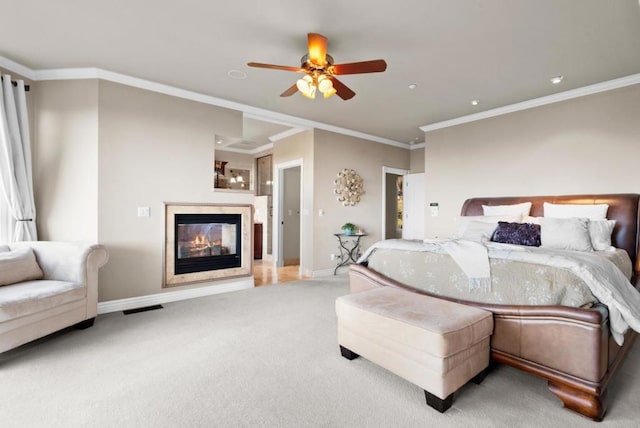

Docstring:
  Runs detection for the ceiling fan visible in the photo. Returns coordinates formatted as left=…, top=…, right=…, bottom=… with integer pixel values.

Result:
left=247, top=33, right=387, bottom=100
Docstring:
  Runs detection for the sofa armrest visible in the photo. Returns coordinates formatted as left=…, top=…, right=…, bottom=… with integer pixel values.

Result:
left=10, top=241, right=108, bottom=285
left=11, top=241, right=108, bottom=319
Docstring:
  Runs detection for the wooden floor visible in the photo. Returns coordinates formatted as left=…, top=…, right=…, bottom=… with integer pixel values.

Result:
left=253, top=260, right=307, bottom=286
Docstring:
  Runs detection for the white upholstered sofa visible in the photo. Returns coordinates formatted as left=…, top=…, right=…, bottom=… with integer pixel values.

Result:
left=0, top=241, right=108, bottom=354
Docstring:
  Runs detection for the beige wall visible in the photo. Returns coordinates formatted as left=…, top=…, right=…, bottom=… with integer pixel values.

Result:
left=424, top=84, right=640, bottom=238
left=313, top=129, right=410, bottom=271
left=34, top=80, right=99, bottom=241
left=97, top=81, right=247, bottom=301
left=410, top=147, right=425, bottom=173
left=272, top=130, right=314, bottom=274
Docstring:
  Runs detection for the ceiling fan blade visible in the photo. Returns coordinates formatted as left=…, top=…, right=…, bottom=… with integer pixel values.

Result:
left=331, top=59, right=387, bottom=75
left=247, top=62, right=305, bottom=73
left=307, top=33, right=328, bottom=66
left=280, top=84, right=298, bottom=97
left=329, top=76, right=356, bottom=100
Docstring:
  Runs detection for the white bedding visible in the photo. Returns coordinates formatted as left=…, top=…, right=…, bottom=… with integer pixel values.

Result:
left=359, top=239, right=639, bottom=345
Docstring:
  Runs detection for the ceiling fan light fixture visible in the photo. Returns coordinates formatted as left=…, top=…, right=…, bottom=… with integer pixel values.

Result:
left=317, top=74, right=337, bottom=98
left=317, top=74, right=332, bottom=92
left=248, top=33, right=386, bottom=100
left=322, top=87, right=337, bottom=98
left=297, top=75, right=316, bottom=98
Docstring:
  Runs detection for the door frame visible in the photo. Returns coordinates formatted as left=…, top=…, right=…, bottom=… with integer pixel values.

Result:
left=381, top=166, right=410, bottom=240
left=273, top=158, right=303, bottom=269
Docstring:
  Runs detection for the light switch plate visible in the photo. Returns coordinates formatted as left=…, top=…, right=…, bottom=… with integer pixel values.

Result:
left=137, top=207, right=150, bottom=217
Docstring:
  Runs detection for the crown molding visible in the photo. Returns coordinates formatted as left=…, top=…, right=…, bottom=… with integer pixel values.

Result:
left=409, top=142, right=426, bottom=150
left=420, top=73, right=640, bottom=132
left=0, top=56, right=410, bottom=150
left=0, top=56, right=36, bottom=80
left=249, top=143, right=274, bottom=155
left=268, top=127, right=308, bottom=142
left=217, top=142, right=274, bottom=155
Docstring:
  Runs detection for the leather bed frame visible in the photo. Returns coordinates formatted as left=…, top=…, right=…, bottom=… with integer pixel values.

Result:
left=350, top=194, right=640, bottom=421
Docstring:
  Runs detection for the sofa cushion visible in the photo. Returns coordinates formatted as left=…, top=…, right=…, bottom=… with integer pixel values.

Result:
left=0, top=280, right=85, bottom=322
left=0, top=248, right=44, bottom=287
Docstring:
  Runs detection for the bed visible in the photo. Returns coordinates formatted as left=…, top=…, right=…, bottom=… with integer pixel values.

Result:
left=349, top=194, right=640, bottom=421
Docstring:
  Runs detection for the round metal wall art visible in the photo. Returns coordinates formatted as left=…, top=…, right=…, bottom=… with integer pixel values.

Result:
left=333, top=168, right=364, bottom=206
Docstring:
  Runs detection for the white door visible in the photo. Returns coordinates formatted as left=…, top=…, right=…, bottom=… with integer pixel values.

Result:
left=402, top=173, right=425, bottom=240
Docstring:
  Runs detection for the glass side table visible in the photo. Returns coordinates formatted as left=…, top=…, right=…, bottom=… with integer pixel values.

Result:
left=333, top=233, right=367, bottom=275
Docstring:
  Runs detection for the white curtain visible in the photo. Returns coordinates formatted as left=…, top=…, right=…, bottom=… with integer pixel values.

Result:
left=0, top=75, right=37, bottom=244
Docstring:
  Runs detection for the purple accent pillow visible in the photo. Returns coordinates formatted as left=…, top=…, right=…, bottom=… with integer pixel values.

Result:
left=491, top=222, right=541, bottom=247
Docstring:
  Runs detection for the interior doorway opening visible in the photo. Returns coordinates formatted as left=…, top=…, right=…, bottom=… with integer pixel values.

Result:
left=274, top=159, right=304, bottom=274
left=382, top=167, right=409, bottom=240
left=281, top=166, right=301, bottom=266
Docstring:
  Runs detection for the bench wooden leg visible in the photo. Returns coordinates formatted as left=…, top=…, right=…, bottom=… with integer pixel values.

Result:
left=339, top=345, right=359, bottom=360
left=425, top=390, right=453, bottom=413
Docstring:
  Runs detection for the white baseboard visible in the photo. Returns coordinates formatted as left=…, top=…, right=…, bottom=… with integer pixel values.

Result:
left=97, top=278, right=254, bottom=314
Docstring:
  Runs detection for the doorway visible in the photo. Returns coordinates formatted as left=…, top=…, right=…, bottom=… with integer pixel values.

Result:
left=382, top=167, right=409, bottom=240
left=274, top=159, right=303, bottom=270
left=281, top=166, right=301, bottom=266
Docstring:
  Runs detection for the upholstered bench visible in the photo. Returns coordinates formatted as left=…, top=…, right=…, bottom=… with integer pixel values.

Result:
left=336, top=286, right=493, bottom=412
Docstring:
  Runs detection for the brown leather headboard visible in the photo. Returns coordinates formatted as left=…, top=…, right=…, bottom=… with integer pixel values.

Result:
left=461, top=194, right=640, bottom=274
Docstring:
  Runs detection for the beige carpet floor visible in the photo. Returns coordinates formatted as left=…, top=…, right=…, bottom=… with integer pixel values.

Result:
left=1, top=275, right=639, bottom=428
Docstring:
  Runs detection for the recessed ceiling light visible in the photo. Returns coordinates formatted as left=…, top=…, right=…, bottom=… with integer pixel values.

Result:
left=408, top=83, right=417, bottom=90
left=471, top=99, right=479, bottom=106
left=227, top=70, right=247, bottom=80
left=216, top=140, right=223, bottom=145
left=550, top=75, right=564, bottom=85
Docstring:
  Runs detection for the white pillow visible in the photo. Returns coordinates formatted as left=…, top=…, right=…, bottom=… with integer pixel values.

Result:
left=543, top=202, right=608, bottom=220
left=522, top=216, right=541, bottom=224
left=483, top=202, right=532, bottom=217
left=458, top=221, right=499, bottom=242
left=588, top=219, right=616, bottom=251
left=453, top=215, right=521, bottom=238
left=540, top=217, right=593, bottom=252
left=0, top=247, right=44, bottom=286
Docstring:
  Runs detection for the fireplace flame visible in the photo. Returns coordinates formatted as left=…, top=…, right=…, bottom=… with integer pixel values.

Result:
left=192, top=234, right=211, bottom=249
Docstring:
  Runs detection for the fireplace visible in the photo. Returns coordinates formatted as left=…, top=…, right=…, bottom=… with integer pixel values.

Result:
left=175, top=214, right=241, bottom=274
left=164, top=204, right=252, bottom=287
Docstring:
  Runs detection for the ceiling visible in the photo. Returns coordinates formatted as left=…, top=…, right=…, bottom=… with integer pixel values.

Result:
left=216, top=117, right=294, bottom=152
left=2, top=0, right=640, bottom=147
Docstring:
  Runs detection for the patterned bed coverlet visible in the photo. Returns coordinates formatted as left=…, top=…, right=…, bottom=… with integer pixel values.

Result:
left=362, top=239, right=638, bottom=344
